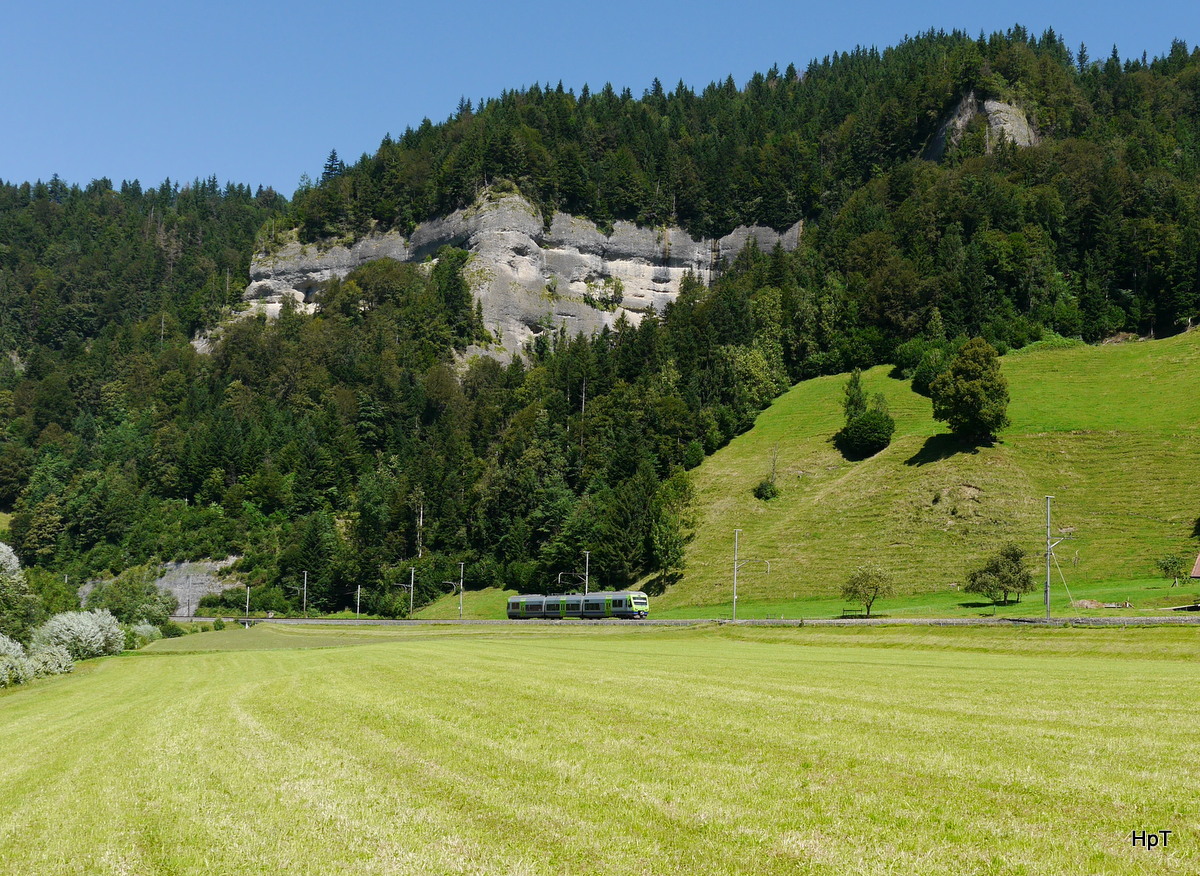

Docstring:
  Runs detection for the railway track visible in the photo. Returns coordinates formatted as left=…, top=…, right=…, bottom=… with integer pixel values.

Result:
left=171, top=615, right=1200, bottom=628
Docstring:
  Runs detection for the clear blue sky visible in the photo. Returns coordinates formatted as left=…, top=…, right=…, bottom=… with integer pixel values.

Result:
left=2, top=0, right=1196, bottom=197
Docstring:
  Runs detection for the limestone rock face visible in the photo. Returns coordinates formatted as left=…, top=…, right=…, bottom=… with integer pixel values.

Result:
left=982, top=99, right=1038, bottom=149
left=246, top=231, right=411, bottom=316
left=925, top=90, right=1039, bottom=161
left=244, top=194, right=803, bottom=356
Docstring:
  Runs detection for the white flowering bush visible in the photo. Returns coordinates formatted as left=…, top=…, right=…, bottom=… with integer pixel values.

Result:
left=0, top=633, right=76, bottom=688
left=31, top=610, right=125, bottom=661
left=127, top=622, right=163, bottom=649
left=28, top=645, right=74, bottom=677
left=0, top=633, right=25, bottom=659
left=0, top=543, right=19, bottom=580
left=0, top=655, right=33, bottom=687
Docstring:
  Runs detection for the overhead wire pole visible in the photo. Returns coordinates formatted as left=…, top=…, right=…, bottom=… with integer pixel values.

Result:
left=1044, top=496, right=1072, bottom=622
left=1046, top=496, right=1053, bottom=620
left=732, top=529, right=770, bottom=621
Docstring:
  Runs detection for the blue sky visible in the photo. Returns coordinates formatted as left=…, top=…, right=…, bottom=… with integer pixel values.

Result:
left=2, top=0, right=1196, bottom=196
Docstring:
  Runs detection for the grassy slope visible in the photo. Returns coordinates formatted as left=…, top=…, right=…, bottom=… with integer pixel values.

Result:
left=414, top=586, right=515, bottom=620
left=664, top=332, right=1200, bottom=612
left=2, top=624, right=1197, bottom=875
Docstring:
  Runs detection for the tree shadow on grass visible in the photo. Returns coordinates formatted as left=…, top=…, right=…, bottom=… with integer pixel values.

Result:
left=644, top=571, right=682, bottom=597
left=904, top=433, right=992, bottom=467
left=1192, top=517, right=1200, bottom=539
left=956, top=601, right=994, bottom=609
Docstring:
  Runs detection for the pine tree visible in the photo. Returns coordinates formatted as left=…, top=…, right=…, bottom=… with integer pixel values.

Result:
left=322, top=149, right=345, bottom=182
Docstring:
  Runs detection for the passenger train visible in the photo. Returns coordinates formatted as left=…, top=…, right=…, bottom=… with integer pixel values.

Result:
left=506, top=591, right=649, bottom=619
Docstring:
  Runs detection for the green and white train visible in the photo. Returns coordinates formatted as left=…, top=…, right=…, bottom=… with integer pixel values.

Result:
left=506, top=591, right=650, bottom=620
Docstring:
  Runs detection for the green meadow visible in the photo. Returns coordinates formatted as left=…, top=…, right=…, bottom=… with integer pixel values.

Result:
left=667, top=331, right=1200, bottom=613
left=2, top=623, right=1198, bottom=875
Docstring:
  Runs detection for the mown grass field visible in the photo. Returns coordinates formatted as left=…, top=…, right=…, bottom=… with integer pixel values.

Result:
left=2, top=623, right=1198, bottom=875
left=667, top=331, right=1200, bottom=611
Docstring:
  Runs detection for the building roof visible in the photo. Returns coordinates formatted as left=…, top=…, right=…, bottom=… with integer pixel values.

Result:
left=1192, top=553, right=1200, bottom=579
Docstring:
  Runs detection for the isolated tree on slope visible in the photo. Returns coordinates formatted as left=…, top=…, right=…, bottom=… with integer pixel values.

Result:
left=930, top=338, right=1009, bottom=443
left=835, top=370, right=895, bottom=459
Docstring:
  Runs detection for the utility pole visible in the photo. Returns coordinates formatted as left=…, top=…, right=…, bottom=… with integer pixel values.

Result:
left=303, top=570, right=308, bottom=617
left=733, top=529, right=741, bottom=620
left=409, top=567, right=415, bottom=618
left=1045, top=497, right=1054, bottom=621
left=458, top=562, right=464, bottom=620
left=245, top=583, right=250, bottom=619
left=583, top=551, right=590, bottom=595
left=729, top=525, right=768, bottom=619
left=356, top=583, right=361, bottom=620
left=1043, top=496, right=1075, bottom=621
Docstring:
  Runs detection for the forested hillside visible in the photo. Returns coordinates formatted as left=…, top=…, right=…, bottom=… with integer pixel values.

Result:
left=294, top=27, right=1200, bottom=343
left=1, top=26, right=1199, bottom=622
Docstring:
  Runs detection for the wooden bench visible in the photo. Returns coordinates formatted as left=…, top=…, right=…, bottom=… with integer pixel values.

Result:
left=840, top=608, right=866, bottom=618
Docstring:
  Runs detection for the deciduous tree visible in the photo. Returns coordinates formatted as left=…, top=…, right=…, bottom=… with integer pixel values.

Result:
left=841, top=564, right=896, bottom=617
left=930, top=338, right=1010, bottom=442
left=964, top=543, right=1035, bottom=606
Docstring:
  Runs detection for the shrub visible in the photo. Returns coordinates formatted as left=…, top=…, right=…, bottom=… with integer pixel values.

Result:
left=28, top=645, right=73, bottom=677
left=0, top=633, right=25, bottom=659
left=0, top=655, right=33, bottom=688
left=31, top=610, right=125, bottom=661
left=835, top=409, right=896, bottom=459
left=160, top=621, right=185, bottom=638
left=681, top=440, right=705, bottom=470
left=212, top=616, right=226, bottom=631
left=0, top=638, right=74, bottom=687
left=126, top=622, right=162, bottom=650
left=753, top=479, right=780, bottom=501
left=910, top=347, right=947, bottom=397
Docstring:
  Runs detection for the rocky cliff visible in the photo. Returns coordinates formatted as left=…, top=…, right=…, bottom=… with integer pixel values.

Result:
left=924, top=90, right=1039, bottom=161
left=245, top=194, right=802, bottom=356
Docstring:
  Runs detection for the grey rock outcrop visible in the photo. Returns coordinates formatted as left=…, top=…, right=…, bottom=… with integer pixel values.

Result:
left=244, top=194, right=803, bottom=357
left=155, top=558, right=238, bottom=617
left=982, top=99, right=1038, bottom=149
left=77, top=557, right=238, bottom=618
left=925, top=90, right=1039, bottom=161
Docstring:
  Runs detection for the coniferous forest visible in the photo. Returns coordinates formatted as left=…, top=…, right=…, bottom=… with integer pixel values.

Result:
left=1, top=27, right=1199, bottom=619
